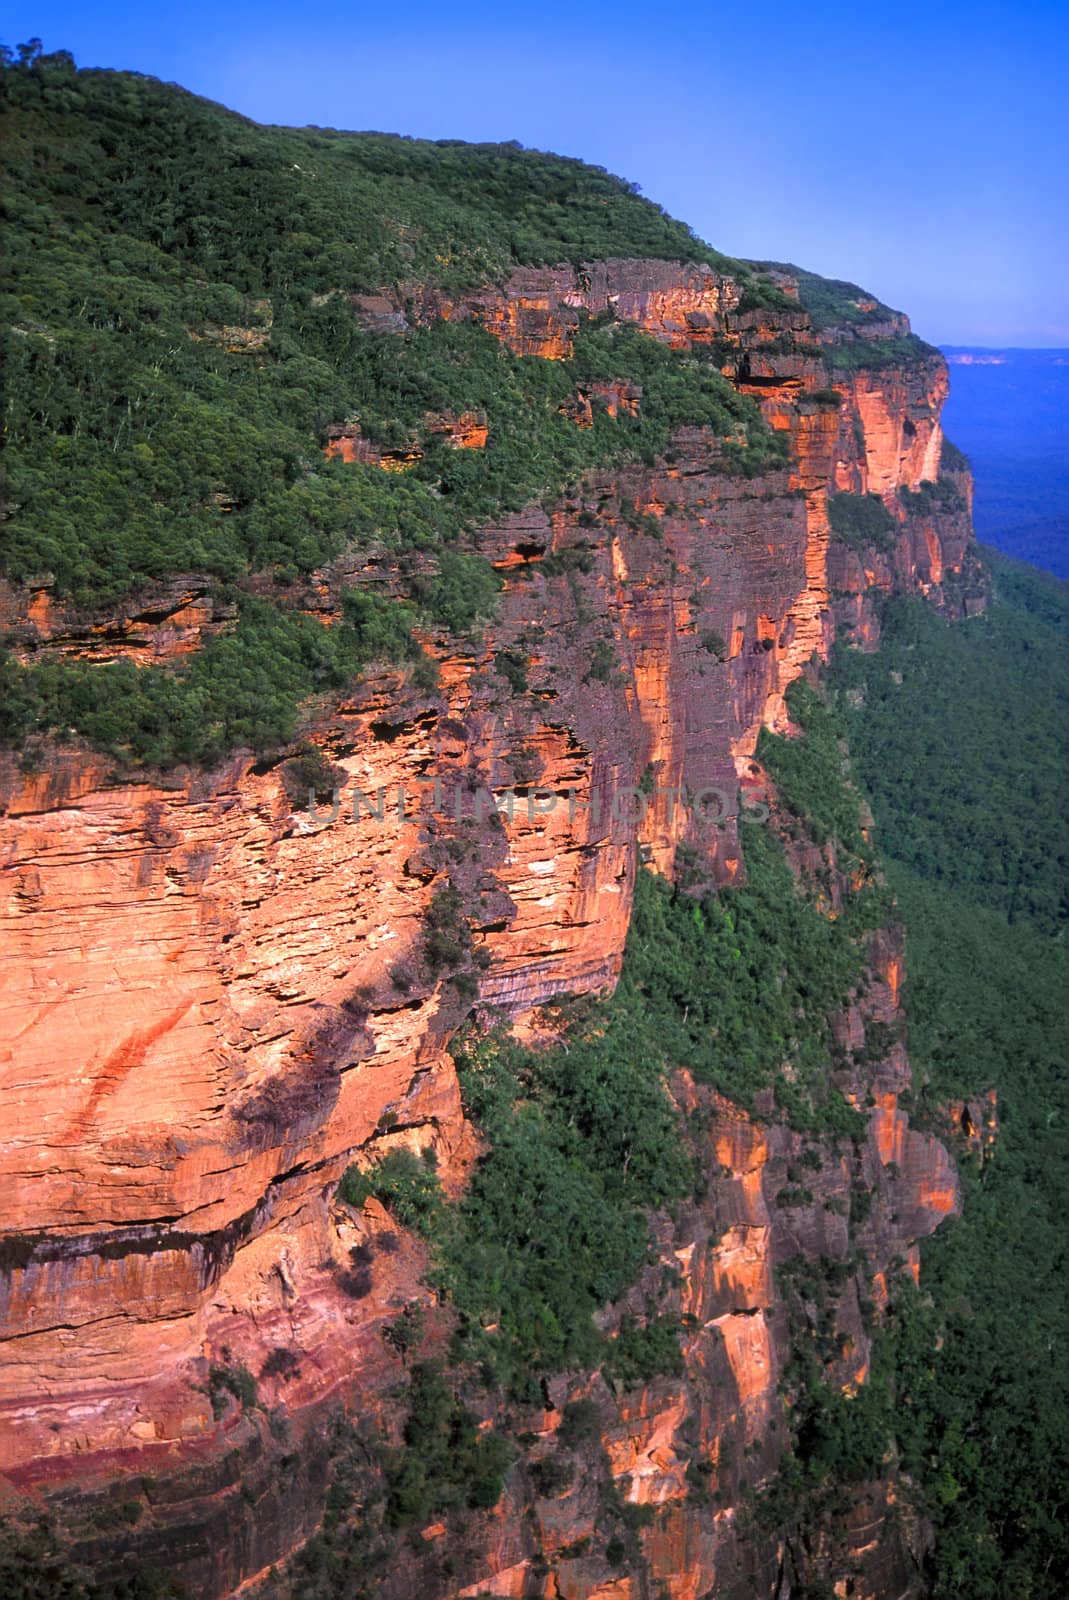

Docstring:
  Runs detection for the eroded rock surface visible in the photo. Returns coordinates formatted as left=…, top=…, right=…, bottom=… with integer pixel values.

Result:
left=0, top=262, right=981, bottom=1597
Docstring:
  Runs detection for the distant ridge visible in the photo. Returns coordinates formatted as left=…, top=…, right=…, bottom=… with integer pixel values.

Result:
left=940, top=346, right=1069, bottom=578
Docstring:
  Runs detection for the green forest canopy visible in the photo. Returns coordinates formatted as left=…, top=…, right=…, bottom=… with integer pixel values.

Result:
left=2, top=46, right=915, bottom=774
left=825, top=552, right=1069, bottom=1598
left=0, top=48, right=794, bottom=769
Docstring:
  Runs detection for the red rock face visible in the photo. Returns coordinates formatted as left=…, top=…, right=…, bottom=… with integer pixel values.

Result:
left=945, top=1088, right=999, bottom=1160
left=323, top=420, right=423, bottom=469
left=426, top=410, right=490, bottom=449
left=323, top=412, right=489, bottom=466
left=412, top=259, right=746, bottom=359
left=423, top=919, right=955, bottom=1600
left=0, top=259, right=978, bottom=1597
left=0, top=576, right=237, bottom=665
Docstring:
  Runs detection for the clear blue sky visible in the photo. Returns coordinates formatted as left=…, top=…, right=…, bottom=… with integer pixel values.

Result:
left=6, top=0, right=1068, bottom=345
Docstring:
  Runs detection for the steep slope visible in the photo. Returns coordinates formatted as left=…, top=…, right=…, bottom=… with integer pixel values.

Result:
left=0, top=48, right=989, bottom=1600
left=825, top=556, right=1069, bottom=1597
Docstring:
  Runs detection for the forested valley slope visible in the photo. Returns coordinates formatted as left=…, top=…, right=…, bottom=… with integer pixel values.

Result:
left=0, top=45, right=1064, bottom=1600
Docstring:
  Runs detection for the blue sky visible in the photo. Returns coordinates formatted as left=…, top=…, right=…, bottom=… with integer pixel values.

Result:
left=6, top=0, right=1068, bottom=345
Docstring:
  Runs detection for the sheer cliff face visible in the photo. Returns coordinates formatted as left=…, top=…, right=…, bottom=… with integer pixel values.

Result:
left=0, top=261, right=977, bottom=1598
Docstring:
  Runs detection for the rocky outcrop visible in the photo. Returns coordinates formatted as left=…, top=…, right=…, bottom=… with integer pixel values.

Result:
left=944, top=1088, right=999, bottom=1162
left=0, top=575, right=237, bottom=664
left=0, top=259, right=978, bottom=1596
left=322, top=410, right=488, bottom=470
left=408, top=259, right=747, bottom=359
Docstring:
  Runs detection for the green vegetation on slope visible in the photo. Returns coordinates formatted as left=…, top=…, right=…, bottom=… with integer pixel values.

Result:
left=352, top=996, right=693, bottom=1397
left=1, top=47, right=788, bottom=769
left=382, top=1361, right=514, bottom=1525
left=0, top=592, right=431, bottom=769
left=831, top=551, right=1069, bottom=934
left=826, top=491, right=897, bottom=554
left=749, top=259, right=933, bottom=368
left=622, top=823, right=871, bottom=1135
left=3, top=48, right=735, bottom=307
left=877, top=875, right=1068, bottom=1596
left=0, top=46, right=768, bottom=602
left=823, top=551, right=1069, bottom=1597
left=758, top=266, right=902, bottom=331
left=341, top=783, right=885, bottom=1399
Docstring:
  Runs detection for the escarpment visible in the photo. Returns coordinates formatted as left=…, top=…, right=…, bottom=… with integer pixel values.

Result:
left=1, top=184, right=984, bottom=1597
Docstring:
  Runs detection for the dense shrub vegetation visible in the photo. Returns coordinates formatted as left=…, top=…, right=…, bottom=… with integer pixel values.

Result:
left=359, top=740, right=882, bottom=1397
left=2, top=47, right=737, bottom=308
left=826, top=491, right=898, bottom=554
left=821, top=551, right=1069, bottom=1597
left=754, top=267, right=900, bottom=331
left=338, top=1149, right=443, bottom=1237
left=383, top=1362, right=513, bottom=1525
left=0, top=593, right=428, bottom=767
left=1, top=47, right=789, bottom=768
left=831, top=552, right=1069, bottom=934
left=749, top=260, right=934, bottom=369
left=899, top=475, right=966, bottom=515
left=431, top=1003, right=692, bottom=1394
left=3, top=44, right=1063, bottom=1600
left=622, top=826, right=871, bottom=1135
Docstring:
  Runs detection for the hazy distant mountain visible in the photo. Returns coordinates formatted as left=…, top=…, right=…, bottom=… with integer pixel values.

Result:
left=941, top=347, right=1069, bottom=579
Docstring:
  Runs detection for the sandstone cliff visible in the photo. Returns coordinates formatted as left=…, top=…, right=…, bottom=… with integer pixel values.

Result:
left=0, top=257, right=981, bottom=1598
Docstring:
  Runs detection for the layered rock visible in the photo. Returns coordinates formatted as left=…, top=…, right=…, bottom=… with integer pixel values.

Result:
left=0, top=576, right=237, bottom=665
left=0, top=258, right=978, bottom=1597
left=409, top=259, right=747, bottom=359
left=430, top=855, right=957, bottom=1600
